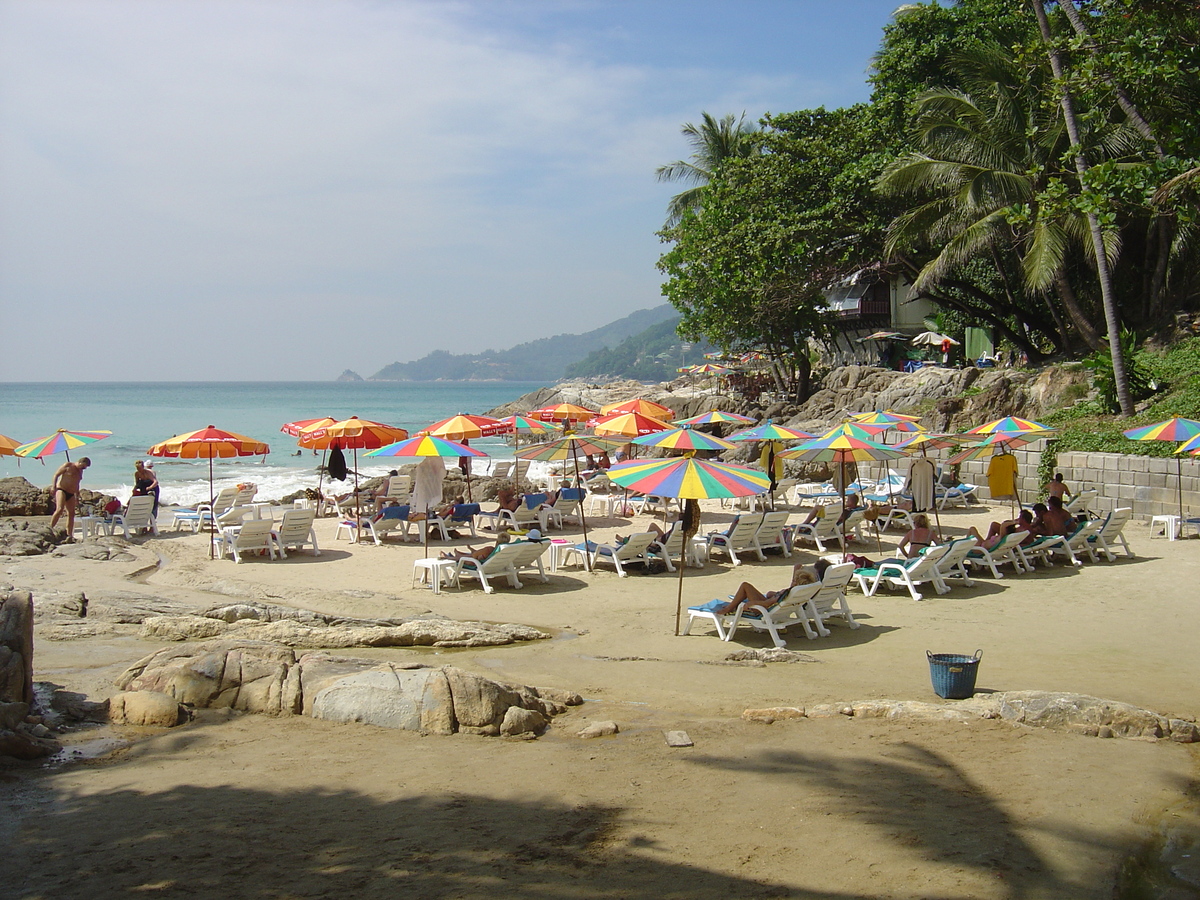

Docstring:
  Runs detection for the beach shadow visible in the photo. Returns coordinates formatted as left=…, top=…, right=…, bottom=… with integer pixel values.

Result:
left=685, top=743, right=1122, bottom=899
left=5, top=752, right=911, bottom=900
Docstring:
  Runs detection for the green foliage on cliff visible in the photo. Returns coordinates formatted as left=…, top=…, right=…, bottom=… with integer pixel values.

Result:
left=368, top=305, right=676, bottom=382
left=563, top=318, right=714, bottom=382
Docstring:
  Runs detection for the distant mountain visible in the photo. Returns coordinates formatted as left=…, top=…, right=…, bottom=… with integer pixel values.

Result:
left=368, top=305, right=678, bottom=382
left=564, top=318, right=715, bottom=382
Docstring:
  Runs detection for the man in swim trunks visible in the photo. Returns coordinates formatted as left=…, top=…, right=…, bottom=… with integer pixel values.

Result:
left=49, top=457, right=91, bottom=537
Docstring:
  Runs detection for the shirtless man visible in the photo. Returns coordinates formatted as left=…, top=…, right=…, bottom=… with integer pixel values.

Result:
left=49, top=457, right=91, bottom=536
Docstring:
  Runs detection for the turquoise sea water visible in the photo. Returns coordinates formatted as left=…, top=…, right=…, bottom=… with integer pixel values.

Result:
left=0, top=382, right=545, bottom=505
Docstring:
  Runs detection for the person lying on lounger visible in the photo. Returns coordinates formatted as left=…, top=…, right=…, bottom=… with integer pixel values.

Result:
left=966, top=509, right=1034, bottom=549
left=707, top=558, right=833, bottom=616
left=614, top=521, right=670, bottom=544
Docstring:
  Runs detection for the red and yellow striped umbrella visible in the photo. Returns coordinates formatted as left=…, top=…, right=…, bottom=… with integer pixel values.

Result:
left=15, top=429, right=112, bottom=461
left=531, top=403, right=597, bottom=423
left=417, top=413, right=505, bottom=440
left=281, top=417, right=337, bottom=437
left=592, top=411, right=673, bottom=438
left=0, top=433, right=24, bottom=457
left=600, top=398, right=675, bottom=419
left=297, top=417, right=409, bottom=450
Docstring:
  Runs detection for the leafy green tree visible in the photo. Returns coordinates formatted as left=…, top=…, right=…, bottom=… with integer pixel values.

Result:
left=654, top=112, right=759, bottom=227
left=658, top=105, right=891, bottom=399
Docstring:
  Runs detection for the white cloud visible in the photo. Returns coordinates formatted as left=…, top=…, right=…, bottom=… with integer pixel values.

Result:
left=0, top=0, right=878, bottom=379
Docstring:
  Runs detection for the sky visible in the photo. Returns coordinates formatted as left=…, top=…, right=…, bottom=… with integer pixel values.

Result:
left=0, top=0, right=911, bottom=381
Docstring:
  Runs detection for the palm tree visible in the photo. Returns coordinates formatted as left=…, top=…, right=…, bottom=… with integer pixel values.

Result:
left=656, top=112, right=759, bottom=227
left=877, top=40, right=1137, bottom=353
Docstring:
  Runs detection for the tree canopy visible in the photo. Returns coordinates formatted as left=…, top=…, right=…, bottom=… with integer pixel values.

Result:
left=656, top=0, right=1200, bottom=407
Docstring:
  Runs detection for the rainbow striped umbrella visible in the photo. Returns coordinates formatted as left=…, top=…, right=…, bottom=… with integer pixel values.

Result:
left=727, top=420, right=814, bottom=442
left=606, top=455, right=770, bottom=500
left=852, top=410, right=926, bottom=434
left=496, top=415, right=562, bottom=484
left=600, top=398, right=674, bottom=419
left=15, top=429, right=112, bottom=461
left=531, top=403, right=597, bottom=423
left=1179, top=433, right=1200, bottom=455
left=893, top=432, right=967, bottom=452
left=592, top=411, right=673, bottom=438
left=948, top=431, right=1045, bottom=465
left=515, top=435, right=625, bottom=462
left=1124, top=417, right=1200, bottom=521
left=674, top=409, right=755, bottom=426
left=1123, top=417, right=1200, bottom=443
left=965, top=417, right=1054, bottom=435
left=366, top=435, right=486, bottom=460
left=631, top=427, right=736, bottom=453
left=607, top=454, right=772, bottom=633
left=690, top=362, right=732, bottom=375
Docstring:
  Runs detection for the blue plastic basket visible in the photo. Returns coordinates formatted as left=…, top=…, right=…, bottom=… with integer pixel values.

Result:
left=927, top=650, right=982, bottom=699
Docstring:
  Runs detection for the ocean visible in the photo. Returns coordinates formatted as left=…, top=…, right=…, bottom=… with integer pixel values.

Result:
left=0, top=381, right=548, bottom=505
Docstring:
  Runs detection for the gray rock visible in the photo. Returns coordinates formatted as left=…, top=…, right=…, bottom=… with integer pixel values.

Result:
left=501, top=706, right=547, bottom=737
left=50, top=690, right=109, bottom=723
left=0, top=591, right=34, bottom=705
left=311, top=666, right=453, bottom=733
left=108, top=691, right=188, bottom=727
left=444, top=667, right=523, bottom=728
left=576, top=720, right=619, bottom=738
left=141, top=615, right=229, bottom=641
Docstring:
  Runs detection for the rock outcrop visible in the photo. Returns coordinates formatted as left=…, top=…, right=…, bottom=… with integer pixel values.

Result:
left=0, top=519, right=66, bottom=556
left=34, top=595, right=551, bottom=650
left=0, top=590, right=60, bottom=760
left=114, top=640, right=581, bottom=737
left=0, top=476, right=116, bottom=519
left=746, top=691, right=1199, bottom=743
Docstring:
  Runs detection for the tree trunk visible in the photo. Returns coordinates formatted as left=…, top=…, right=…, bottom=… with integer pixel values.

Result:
left=1054, top=272, right=1104, bottom=350
left=1061, top=0, right=1173, bottom=326
left=1032, top=0, right=1134, bottom=416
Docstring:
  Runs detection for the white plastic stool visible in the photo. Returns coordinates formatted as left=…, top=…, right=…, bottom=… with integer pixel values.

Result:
left=1149, top=514, right=1179, bottom=540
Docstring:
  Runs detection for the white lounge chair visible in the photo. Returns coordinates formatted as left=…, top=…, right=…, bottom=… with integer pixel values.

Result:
left=706, top=513, right=765, bottom=566
left=171, top=486, right=240, bottom=532
left=803, top=562, right=860, bottom=636
left=964, top=531, right=1029, bottom=577
left=648, top=525, right=706, bottom=571
left=451, top=541, right=550, bottom=593
left=854, top=543, right=952, bottom=602
left=111, top=495, right=158, bottom=539
left=754, top=511, right=793, bottom=557
left=541, top=489, right=584, bottom=530
left=1088, top=508, right=1134, bottom=561
left=215, top=519, right=281, bottom=563
left=1023, top=519, right=1103, bottom=567
left=792, top=512, right=842, bottom=553
left=272, top=508, right=320, bottom=556
left=428, top=503, right=482, bottom=539
left=570, top=532, right=658, bottom=577
left=684, top=582, right=822, bottom=644
left=933, top=538, right=977, bottom=588
left=1065, top=489, right=1099, bottom=518
left=372, top=474, right=412, bottom=510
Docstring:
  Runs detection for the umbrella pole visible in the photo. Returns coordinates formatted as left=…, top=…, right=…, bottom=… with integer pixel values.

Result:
left=208, top=454, right=215, bottom=559
left=839, top=458, right=847, bottom=562
left=1176, top=458, right=1185, bottom=520
left=353, top=448, right=362, bottom=544
left=315, top=448, right=328, bottom=515
left=675, top=499, right=699, bottom=636
left=572, top=451, right=592, bottom=573
left=924, top=446, right=944, bottom=539
left=424, top=504, right=431, bottom=558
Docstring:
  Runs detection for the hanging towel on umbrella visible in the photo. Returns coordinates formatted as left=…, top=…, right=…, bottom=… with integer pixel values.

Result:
left=905, top=457, right=936, bottom=512
left=410, top=456, right=446, bottom=514
left=328, top=444, right=348, bottom=481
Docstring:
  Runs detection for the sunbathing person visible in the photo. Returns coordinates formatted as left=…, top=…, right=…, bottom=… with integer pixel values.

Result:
left=707, top=559, right=833, bottom=616
left=837, top=492, right=863, bottom=525
left=896, top=513, right=940, bottom=558
left=967, top=509, right=1035, bottom=549
left=439, top=528, right=544, bottom=562
left=615, top=521, right=669, bottom=544
left=1033, top=496, right=1074, bottom=537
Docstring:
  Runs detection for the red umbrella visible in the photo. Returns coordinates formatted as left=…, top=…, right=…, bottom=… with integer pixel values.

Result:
left=148, top=426, right=270, bottom=557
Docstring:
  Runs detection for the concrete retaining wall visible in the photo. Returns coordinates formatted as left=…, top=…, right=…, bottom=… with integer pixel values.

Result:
left=948, top=441, right=1200, bottom=518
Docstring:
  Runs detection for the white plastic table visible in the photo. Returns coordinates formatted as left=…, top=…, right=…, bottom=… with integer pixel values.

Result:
left=413, top=557, right=457, bottom=593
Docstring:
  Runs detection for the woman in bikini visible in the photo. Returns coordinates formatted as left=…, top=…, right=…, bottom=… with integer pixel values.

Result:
left=896, top=513, right=939, bottom=558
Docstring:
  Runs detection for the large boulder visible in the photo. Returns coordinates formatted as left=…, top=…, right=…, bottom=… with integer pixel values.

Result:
left=108, top=691, right=188, bottom=727
left=115, top=641, right=579, bottom=737
left=0, top=478, right=52, bottom=517
left=0, top=591, right=59, bottom=762
left=0, top=519, right=63, bottom=556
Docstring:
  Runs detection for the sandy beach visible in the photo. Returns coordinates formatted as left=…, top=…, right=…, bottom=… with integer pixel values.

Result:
left=3, top=501, right=1199, bottom=899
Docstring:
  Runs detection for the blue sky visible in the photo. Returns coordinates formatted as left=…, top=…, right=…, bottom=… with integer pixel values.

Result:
left=0, top=0, right=911, bottom=381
